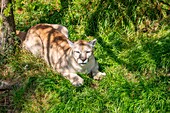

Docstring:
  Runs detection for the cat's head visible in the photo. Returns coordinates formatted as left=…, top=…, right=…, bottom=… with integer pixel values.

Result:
left=68, top=39, right=97, bottom=66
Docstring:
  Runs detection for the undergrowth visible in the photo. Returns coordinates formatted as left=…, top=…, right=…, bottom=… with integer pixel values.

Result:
left=0, top=0, right=170, bottom=112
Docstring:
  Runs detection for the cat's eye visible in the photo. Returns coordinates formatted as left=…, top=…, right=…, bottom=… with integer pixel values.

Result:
left=74, top=51, right=80, bottom=53
left=86, top=51, right=91, bottom=53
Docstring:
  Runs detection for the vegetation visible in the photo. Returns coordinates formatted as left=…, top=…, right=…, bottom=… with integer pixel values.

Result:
left=0, top=0, right=170, bottom=112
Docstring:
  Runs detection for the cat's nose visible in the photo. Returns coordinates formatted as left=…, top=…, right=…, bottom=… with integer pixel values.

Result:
left=81, top=57, right=86, bottom=62
left=80, top=55, right=86, bottom=62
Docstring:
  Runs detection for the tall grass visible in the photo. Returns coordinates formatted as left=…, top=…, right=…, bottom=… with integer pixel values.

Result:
left=0, top=0, right=170, bottom=112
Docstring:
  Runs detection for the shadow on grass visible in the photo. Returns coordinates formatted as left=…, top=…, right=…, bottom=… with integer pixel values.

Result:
left=100, top=30, right=169, bottom=74
left=123, top=33, right=170, bottom=73
left=84, top=0, right=170, bottom=74
left=142, top=33, right=170, bottom=72
left=39, top=0, right=71, bottom=25
left=85, top=0, right=166, bottom=36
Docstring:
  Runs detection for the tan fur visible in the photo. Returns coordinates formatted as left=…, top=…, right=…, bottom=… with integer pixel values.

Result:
left=22, top=24, right=106, bottom=86
left=16, top=30, right=27, bottom=42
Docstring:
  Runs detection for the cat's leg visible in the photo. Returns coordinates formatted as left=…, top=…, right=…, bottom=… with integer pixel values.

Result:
left=93, top=71, right=106, bottom=80
left=91, top=62, right=106, bottom=80
left=23, top=34, right=43, bottom=57
left=62, top=73, right=84, bottom=86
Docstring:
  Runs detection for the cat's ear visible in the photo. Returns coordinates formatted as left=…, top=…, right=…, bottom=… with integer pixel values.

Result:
left=67, top=39, right=74, bottom=48
left=89, top=39, right=97, bottom=47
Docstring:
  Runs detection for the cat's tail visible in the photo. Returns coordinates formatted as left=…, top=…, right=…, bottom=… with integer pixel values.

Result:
left=16, top=30, right=27, bottom=42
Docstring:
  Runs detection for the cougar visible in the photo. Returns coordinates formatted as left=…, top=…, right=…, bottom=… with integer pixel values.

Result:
left=17, top=24, right=106, bottom=86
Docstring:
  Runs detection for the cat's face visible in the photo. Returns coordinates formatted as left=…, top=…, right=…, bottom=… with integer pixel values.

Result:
left=68, top=39, right=96, bottom=66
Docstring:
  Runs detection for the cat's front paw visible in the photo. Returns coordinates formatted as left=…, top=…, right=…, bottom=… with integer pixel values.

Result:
left=71, top=76, right=84, bottom=87
left=93, top=72, right=106, bottom=80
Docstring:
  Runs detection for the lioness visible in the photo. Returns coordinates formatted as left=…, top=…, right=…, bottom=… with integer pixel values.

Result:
left=20, top=24, right=106, bottom=86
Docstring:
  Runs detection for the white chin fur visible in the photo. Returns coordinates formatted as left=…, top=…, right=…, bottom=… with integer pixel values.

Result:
left=80, top=63, right=86, bottom=66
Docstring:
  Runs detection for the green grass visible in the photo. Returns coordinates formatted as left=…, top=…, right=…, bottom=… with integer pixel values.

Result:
left=0, top=0, right=170, bottom=112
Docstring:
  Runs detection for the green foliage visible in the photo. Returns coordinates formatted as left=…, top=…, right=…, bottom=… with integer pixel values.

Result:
left=0, top=16, right=3, bottom=26
left=3, top=3, right=12, bottom=17
left=0, top=0, right=170, bottom=112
